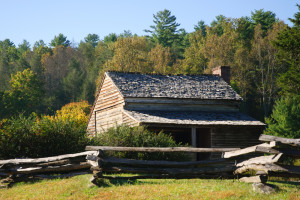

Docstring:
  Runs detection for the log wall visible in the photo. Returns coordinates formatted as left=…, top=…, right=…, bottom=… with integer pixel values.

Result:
left=210, top=126, right=263, bottom=159
left=87, top=75, right=125, bottom=135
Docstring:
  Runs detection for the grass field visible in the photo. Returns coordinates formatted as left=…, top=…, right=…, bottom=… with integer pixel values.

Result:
left=0, top=174, right=299, bottom=200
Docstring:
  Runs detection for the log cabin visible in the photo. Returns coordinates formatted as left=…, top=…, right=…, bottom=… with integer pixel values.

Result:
left=87, top=66, right=265, bottom=159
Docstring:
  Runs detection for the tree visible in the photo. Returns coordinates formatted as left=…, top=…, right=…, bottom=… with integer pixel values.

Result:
left=251, top=9, right=277, bottom=36
left=0, top=39, right=19, bottom=91
left=204, top=19, right=239, bottom=70
left=145, top=9, right=180, bottom=47
left=84, top=34, right=99, bottom=48
left=250, top=22, right=286, bottom=117
left=105, top=36, right=151, bottom=73
left=18, top=40, right=30, bottom=54
left=236, top=17, right=254, bottom=47
left=104, top=33, right=118, bottom=44
left=210, top=15, right=227, bottom=36
left=4, top=69, right=44, bottom=116
left=289, top=4, right=300, bottom=27
left=264, top=95, right=300, bottom=138
left=194, top=20, right=206, bottom=37
left=62, top=58, right=84, bottom=102
left=50, top=33, right=70, bottom=47
left=119, top=30, right=133, bottom=38
left=273, top=4, right=300, bottom=96
left=182, top=30, right=207, bottom=74
left=148, top=44, right=172, bottom=74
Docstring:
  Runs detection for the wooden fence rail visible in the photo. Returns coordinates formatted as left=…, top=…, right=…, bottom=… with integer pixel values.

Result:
left=0, top=151, right=97, bottom=188
left=86, top=134, right=300, bottom=189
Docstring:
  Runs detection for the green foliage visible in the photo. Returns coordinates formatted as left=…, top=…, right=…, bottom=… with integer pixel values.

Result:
left=84, top=34, right=100, bottom=48
left=104, top=33, right=118, bottom=44
left=289, top=4, right=300, bottom=27
left=62, top=58, right=84, bottom=102
left=18, top=40, right=30, bottom=54
left=91, top=125, right=187, bottom=161
left=0, top=101, right=91, bottom=159
left=194, top=20, right=206, bottom=37
left=3, top=69, right=44, bottom=117
left=251, top=9, right=277, bottom=36
left=50, top=33, right=70, bottom=47
left=264, top=96, right=300, bottom=138
left=145, top=9, right=181, bottom=48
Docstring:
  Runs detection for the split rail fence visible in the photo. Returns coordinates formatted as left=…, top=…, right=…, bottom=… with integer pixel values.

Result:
left=86, top=134, right=300, bottom=186
left=0, top=151, right=96, bottom=188
left=0, top=134, right=299, bottom=189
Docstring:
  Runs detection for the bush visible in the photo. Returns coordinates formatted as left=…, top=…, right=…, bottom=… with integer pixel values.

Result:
left=91, top=125, right=187, bottom=161
left=0, top=101, right=91, bottom=159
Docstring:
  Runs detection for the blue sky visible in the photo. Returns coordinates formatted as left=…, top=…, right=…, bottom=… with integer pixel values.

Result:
left=0, top=0, right=298, bottom=47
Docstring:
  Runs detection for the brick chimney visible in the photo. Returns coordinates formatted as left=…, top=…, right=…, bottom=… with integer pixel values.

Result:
left=212, top=66, right=230, bottom=84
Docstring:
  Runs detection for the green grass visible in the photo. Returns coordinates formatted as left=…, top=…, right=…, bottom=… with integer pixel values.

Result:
left=0, top=174, right=299, bottom=200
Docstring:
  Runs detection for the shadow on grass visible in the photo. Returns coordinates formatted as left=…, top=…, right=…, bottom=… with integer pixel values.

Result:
left=269, top=180, right=300, bottom=187
left=92, top=177, right=140, bottom=187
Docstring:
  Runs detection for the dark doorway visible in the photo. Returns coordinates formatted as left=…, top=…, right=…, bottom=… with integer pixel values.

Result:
left=148, top=127, right=191, bottom=146
left=196, top=128, right=211, bottom=160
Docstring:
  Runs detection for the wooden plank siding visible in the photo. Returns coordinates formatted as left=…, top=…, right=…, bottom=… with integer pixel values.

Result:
left=210, top=126, right=263, bottom=159
left=87, top=75, right=125, bottom=135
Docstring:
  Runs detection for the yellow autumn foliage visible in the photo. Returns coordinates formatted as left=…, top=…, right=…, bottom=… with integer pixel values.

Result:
left=47, top=101, right=91, bottom=125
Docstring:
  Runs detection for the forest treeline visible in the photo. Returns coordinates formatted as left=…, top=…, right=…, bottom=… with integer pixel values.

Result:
left=0, top=7, right=299, bottom=126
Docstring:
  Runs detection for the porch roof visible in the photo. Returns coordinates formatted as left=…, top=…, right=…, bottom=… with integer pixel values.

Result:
left=124, top=110, right=265, bottom=126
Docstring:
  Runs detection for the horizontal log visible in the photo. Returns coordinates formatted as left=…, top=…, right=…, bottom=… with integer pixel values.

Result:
left=223, top=142, right=277, bottom=158
left=274, top=148, right=300, bottom=158
left=101, top=165, right=236, bottom=175
left=98, top=156, right=232, bottom=168
left=0, top=151, right=97, bottom=167
left=234, top=164, right=285, bottom=175
left=239, top=175, right=268, bottom=183
left=234, top=163, right=300, bottom=175
left=236, top=154, right=283, bottom=167
left=259, top=134, right=300, bottom=147
left=4, top=162, right=91, bottom=175
left=85, top=146, right=240, bottom=153
left=99, top=173, right=236, bottom=180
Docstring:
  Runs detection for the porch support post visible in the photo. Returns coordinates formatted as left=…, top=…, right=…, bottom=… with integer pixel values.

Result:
left=192, top=127, right=197, bottom=147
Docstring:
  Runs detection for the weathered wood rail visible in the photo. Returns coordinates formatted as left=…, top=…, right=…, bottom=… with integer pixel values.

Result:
left=0, top=151, right=96, bottom=188
left=85, top=147, right=239, bottom=184
left=226, top=134, right=300, bottom=190
left=86, top=134, right=300, bottom=190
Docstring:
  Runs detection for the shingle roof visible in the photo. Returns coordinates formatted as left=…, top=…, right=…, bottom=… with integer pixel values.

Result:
left=124, top=110, right=265, bottom=126
left=106, top=72, right=242, bottom=100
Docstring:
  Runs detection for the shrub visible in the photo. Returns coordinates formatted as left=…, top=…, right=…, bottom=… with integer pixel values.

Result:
left=91, top=125, right=187, bottom=161
left=0, top=101, right=91, bottom=159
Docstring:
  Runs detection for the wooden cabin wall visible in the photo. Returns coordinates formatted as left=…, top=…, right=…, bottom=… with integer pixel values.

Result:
left=122, top=112, right=139, bottom=127
left=87, top=75, right=125, bottom=135
left=210, top=125, right=263, bottom=159
left=124, top=98, right=239, bottom=112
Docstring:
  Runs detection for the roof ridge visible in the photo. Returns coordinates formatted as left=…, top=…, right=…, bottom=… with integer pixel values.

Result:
left=107, top=70, right=217, bottom=77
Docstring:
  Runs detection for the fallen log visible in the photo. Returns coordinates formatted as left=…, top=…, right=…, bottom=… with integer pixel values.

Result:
left=97, top=156, right=232, bottom=168
left=259, top=134, right=300, bottom=147
left=101, top=165, right=236, bottom=175
left=0, top=151, right=97, bottom=168
left=85, top=146, right=239, bottom=153
left=236, top=154, right=283, bottom=167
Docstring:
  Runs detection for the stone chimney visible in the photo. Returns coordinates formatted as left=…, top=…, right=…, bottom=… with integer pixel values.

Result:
left=212, top=66, right=230, bottom=84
